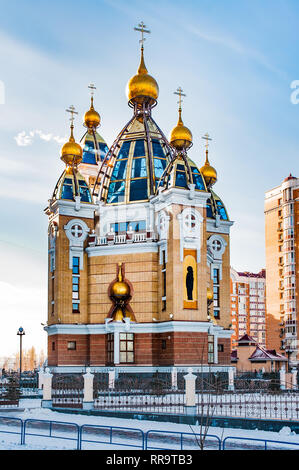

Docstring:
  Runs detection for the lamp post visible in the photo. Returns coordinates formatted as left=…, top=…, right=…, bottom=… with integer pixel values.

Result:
left=17, top=327, right=25, bottom=379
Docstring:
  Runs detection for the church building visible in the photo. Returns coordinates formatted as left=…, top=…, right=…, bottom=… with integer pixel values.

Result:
left=44, top=24, right=234, bottom=377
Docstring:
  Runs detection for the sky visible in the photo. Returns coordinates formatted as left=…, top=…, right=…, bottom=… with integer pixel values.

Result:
left=0, top=0, right=298, bottom=356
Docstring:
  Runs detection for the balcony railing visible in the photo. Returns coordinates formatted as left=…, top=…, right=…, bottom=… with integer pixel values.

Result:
left=88, top=231, right=158, bottom=247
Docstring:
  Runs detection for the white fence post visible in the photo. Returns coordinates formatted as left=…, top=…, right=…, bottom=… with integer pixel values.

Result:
left=184, top=368, right=197, bottom=415
left=228, top=367, right=235, bottom=391
left=109, top=369, right=116, bottom=389
left=292, top=368, right=298, bottom=390
left=280, top=365, right=286, bottom=390
left=171, top=367, right=178, bottom=390
left=41, top=368, right=53, bottom=408
left=83, top=368, right=94, bottom=410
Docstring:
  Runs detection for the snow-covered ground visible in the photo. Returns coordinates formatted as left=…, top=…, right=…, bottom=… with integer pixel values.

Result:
left=0, top=399, right=298, bottom=450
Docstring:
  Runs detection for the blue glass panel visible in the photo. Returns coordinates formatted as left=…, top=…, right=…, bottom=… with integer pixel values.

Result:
left=99, top=142, right=109, bottom=161
left=79, top=186, right=92, bottom=203
left=175, top=171, right=188, bottom=188
left=130, top=220, right=146, bottom=231
left=131, top=158, right=147, bottom=178
left=73, top=257, right=79, bottom=266
left=152, top=139, right=165, bottom=158
left=117, top=141, right=131, bottom=159
left=133, top=140, right=145, bottom=157
left=82, top=140, right=97, bottom=164
left=107, top=181, right=125, bottom=203
left=216, top=200, right=228, bottom=220
left=176, top=164, right=185, bottom=171
left=61, top=182, right=74, bottom=200
left=206, top=199, right=214, bottom=218
left=111, top=159, right=128, bottom=180
left=192, top=170, right=205, bottom=190
left=129, top=178, right=148, bottom=201
left=154, top=158, right=166, bottom=179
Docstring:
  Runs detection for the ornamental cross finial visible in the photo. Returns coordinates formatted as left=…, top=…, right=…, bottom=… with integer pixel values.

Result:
left=202, top=132, right=212, bottom=150
left=88, top=83, right=96, bottom=97
left=174, top=87, right=186, bottom=109
left=66, top=105, right=78, bottom=125
left=134, top=21, right=150, bottom=48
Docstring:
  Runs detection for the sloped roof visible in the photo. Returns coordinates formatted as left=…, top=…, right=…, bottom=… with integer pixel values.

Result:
left=249, top=344, right=287, bottom=362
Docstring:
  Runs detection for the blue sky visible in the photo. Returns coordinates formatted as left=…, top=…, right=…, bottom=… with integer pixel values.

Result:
left=0, top=0, right=298, bottom=355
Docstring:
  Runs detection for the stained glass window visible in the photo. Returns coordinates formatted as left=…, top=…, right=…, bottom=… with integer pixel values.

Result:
left=133, top=139, right=145, bottom=157
left=117, top=141, right=131, bottom=159
left=152, top=139, right=165, bottom=158
left=107, top=181, right=126, bottom=203
left=129, top=178, right=148, bottom=201
left=111, top=159, right=128, bottom=180
left=131, top=158, right=147, bottom=178
left=191, top=167, right=205, bottom=190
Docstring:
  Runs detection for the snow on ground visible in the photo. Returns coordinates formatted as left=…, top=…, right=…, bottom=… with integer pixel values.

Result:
left=0, top=398, right=298, bottom=450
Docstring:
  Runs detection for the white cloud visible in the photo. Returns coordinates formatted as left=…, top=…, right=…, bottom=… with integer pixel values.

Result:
left=14, top=129, right=66, bottom=147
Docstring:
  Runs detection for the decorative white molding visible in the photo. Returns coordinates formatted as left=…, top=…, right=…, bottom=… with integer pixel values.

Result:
left=86, top=242, right=158, bottom=257
left=45, top=199, right=97, bottom=220
left=64, top=218, right=90, bottom=270
left=45, top=320, right=233, bottom=338
left=206, top=219, right=234, bottom=235
left=177, top=207, right=203, bottom=262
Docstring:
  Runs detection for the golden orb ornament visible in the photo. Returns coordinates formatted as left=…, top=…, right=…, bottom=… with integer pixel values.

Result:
left=126, top=46, right=159, bottom=105
left=61, top=128, right=83, bottom=166
left=84, top=98, right=101, bottom=130
left=169, top=109, right=192, bottom=151
left=110, top=263, right=130, bottom=299
left=200, top=153, right=217, bottom=188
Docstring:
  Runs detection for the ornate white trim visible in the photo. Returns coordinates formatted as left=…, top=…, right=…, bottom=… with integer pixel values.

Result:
left=64, top=218, right=90, bottom=270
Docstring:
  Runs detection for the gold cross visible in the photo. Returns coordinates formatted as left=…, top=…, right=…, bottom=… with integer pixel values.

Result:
left=66, top=105, right=78, bottom=125
left=174, top=87, right=186, bottom=109
left=202, top=132, right=212, bottom=150
left=134, top=21, right=150, bottom=47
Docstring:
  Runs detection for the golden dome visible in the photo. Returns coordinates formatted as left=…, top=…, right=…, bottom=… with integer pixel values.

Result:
left=84, top=97, right=101, bottom=130
left=110, top=263, right=130, bottom=299
left=61, top=125, right=83, bottom=166
left=169, top=108, right=193, bottom=150
left=126, top=46, right=159, bottom=105
left=200, top=151, right=217, bottom=188
left=207, top=287, right=213, bottom=301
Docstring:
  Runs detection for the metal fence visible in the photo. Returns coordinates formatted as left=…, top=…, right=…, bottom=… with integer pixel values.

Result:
left=52, top=374, right=84, bottom=409
left=0, top=416, right=299, bottom=450
left=94, top=377, right=185, bottom=413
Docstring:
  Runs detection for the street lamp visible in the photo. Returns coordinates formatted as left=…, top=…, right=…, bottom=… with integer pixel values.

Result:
left=17, top=327, right=25, bottom=378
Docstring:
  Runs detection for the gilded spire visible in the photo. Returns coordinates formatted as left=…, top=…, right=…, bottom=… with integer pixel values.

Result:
left=84, top=83, right=101, bottom=131
left=126, top=22, right=159, bottom=106
left=169, top=87, right=192, bottom=150
left=200, top=133, right=217, bottom=188
left=61, top=105, right=83, bottom=167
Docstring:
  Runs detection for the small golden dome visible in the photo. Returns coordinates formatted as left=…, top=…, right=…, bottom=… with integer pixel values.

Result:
left=207, top=287, right=213, bottom=301
left=126, top=46, right=159, bottom=105
left=169, top=108, right=192, bottom=150
left=200, top=151, right=217, bottom=188
left=84, top=97, right=101, bottom=130
left=110, top=263, right=130, bottom=299
left=61, top=126, right=83, bottom=166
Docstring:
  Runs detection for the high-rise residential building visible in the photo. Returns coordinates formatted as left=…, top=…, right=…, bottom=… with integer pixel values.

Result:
left=265, top=174, right=299, bottom=366
left=43, top=27, right=235, bottom=377
left=230, top=268, right=266, bottom=349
